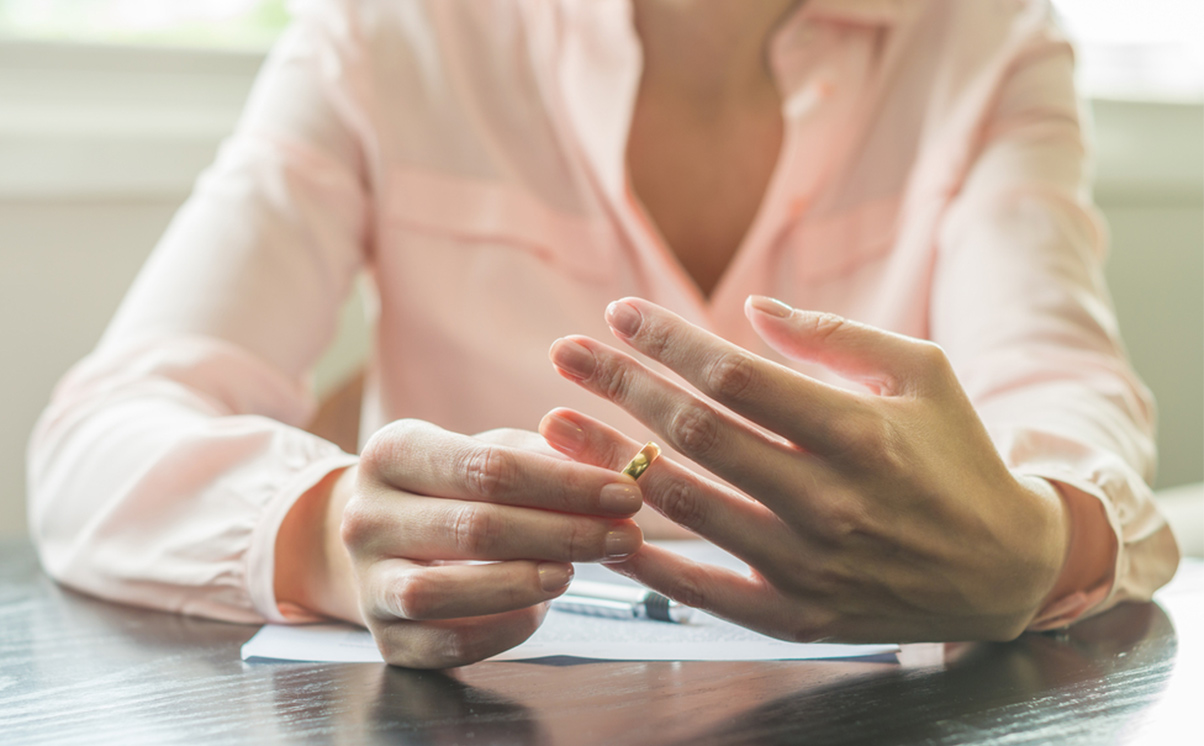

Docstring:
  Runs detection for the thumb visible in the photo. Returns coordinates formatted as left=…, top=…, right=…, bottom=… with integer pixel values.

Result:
left=744, top=296, right=946, bottom=396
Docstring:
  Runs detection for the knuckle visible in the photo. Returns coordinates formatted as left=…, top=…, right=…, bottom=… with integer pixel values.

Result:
left=502, top=575, right=532, bottom=609
left=875, top=421, right=909, bottom=475
left=599, top=359, right=634, bottom=405
left=371, top=624, right=417, bottom=668
left=853, top=416, right=889, bottom=452
left=807, top=312, right=850, bottom=343
left=544, top=482, right=574, bottom=514
left=655, top=480, right=707, bottom=532
left=357, top=440, right=384, bottom=476
left=706, top=353, right=757, bottom=402
left=799, top=567, right=839, bottom=599
left=450, top=503, right=498, bottom=556
left=812, top=500, right=863, bottom=543
left=338, top=498, right=373, bottom=550
left=389, top=630, right=473, bottom=670
left=669, top=571, right=709, bottom=611
left=460, top=446, right=516, bottom=501
left=561, top=519, right=591, bottom=561
left=828, top=422, right=861, bottom=455
left=668, top=403, right=722, bottom=460
left=377, top=638, right=412, bottom=668
left=374, top=622, right=488, bottom=670
left=836, top=412, right=908, bottom=475
left=827, top=409, right=885, bottom=456
left=436, top=632, right=474, bottom=667
left=601, top=438, right=632, bottom=471
left=475, top=427, right=534, bottom=449
left=639, top=319, right=674, bottom=360
left=914, top=340, right=951, bottom=372
left=360, top=418, right=421, bottom=476
left=442, top=608, right=542, bottom=667
left=391, top=573, right=434, bottom=620
left=383, top=651, right=421, bottom=669
left=808, top=556, right=854, bottom=596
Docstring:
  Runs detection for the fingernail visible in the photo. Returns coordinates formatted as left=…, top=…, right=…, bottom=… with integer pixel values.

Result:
left=550, top=338, right=596, bottom=380
left=605, top=527, right=642, bottom=559
left=606, top=301, right=643, bottom=338
left=749, top=295, right=794, bottom=318
left=538, top=562, right=574, bottom=592
left=599, top=482, right=643, bottom=514
left=540, top=413, right=586, bottom=454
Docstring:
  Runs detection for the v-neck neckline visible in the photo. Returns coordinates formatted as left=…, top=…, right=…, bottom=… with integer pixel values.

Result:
left=620, top=120, right=803, bottom=314
left=548, top=0, right=877, bottom=327
left=554, top=1, right=810, bottom=320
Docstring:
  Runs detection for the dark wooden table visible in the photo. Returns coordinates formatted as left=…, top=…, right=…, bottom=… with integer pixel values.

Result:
left=2, top=538, right=1200, bottom=745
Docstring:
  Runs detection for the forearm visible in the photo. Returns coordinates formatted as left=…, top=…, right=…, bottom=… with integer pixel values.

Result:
left=27, top=339, right=359, bottom=623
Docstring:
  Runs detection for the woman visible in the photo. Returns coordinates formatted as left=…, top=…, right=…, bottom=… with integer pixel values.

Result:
left=28, top=0, right=1179, bottom=668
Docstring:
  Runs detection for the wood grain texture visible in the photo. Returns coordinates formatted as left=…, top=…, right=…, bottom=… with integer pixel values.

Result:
left=2, top=539, right=1199, bottom=745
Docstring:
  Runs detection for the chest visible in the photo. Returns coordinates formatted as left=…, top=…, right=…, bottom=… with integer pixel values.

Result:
left=625, top=86, right=784, bottom=299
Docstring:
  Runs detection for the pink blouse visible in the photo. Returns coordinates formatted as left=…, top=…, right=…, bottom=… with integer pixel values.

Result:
left=28, top=0, right=1178, bottom=630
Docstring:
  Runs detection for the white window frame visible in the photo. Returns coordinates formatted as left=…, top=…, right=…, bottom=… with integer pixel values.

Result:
left=0, top=40, right=263, bottom=199
left=0, top=36, right=1198, bottom=203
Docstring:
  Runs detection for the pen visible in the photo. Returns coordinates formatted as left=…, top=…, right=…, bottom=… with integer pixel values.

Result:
left=551, top=441, right=689, bottom=623
left=552, top=580, right=694, bottom=623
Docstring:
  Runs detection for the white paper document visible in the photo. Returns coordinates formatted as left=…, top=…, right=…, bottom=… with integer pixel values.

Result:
left=241, top=541, right=899, bottom=664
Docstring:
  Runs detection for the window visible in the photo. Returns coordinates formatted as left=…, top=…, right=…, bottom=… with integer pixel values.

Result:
left=1052, top=0, right=1204, bottom=101
left=1, top=0, right=1198, bottom=99
left=0, top=0, right=288, bottom=49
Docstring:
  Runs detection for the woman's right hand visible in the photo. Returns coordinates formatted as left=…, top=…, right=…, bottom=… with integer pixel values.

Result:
left=276, top=419, right=645, bottom=668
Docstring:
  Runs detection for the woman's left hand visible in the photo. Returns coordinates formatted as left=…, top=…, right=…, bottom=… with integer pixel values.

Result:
left=542, top=296, right=1071, bottom=643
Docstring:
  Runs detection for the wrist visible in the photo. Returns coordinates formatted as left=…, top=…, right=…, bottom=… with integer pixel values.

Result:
left=983, top=474, right=1071, bottom=639
left=1028, top=477, right=1116, bottom=629
left=275, top=463, right=362, bottom=624
left=1018, top=474, right=1073, bottom=604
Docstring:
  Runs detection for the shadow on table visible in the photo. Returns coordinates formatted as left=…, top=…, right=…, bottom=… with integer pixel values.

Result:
left=678, top=602, right=1176, bottom=746
left=261, top=662, right=549, bottom=745
left=370, top=666, right=549, bottom=745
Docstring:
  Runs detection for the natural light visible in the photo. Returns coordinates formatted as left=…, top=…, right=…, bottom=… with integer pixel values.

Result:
left=0, top=0, right=287, bottom=48
left=0, top=0, right=1199, bottom=99
left=1052, top=0, right=1204, bottom=100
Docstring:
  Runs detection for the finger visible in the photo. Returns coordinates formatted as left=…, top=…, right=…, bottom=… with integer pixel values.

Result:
left=360, top=419, right=644, bottom=517
left=605, top=544, right=809, bottom=639
left=367, top=558, right=573, bottom=621
left=547, top=335, right=826, bottom=522
left=347, top=491, right=643, bottom=563
left=603, top=297, right=862, bottom=449
left=610, top=545, right=838, bottom=644
left=372, top=605, right=547, bottom=669
left=539, top=408, right=793, bottom=569
left=474, top=427, right=568, bottom=459
left=744, top=295, right=951, bottom=396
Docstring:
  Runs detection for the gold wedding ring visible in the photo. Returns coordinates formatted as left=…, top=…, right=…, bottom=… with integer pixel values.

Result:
left=620, top=442, right=661, bottom=481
